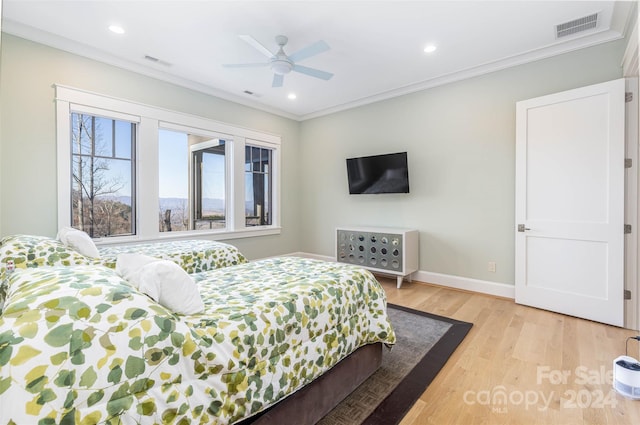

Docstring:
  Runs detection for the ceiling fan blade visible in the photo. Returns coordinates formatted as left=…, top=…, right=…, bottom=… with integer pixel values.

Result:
left=222, top=62, right=269, bottom=68
left=272, top=74, right=284, bottom=88
left=293, top=64, right=334, bottom=80
left=238, top=35, right=274, bottom=58
left=288, top=40, right=330, bottom=62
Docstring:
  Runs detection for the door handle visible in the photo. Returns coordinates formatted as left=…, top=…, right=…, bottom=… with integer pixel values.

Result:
left=517, top=224, right=531, bottom=232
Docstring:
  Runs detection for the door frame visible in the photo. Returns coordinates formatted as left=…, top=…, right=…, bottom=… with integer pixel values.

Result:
left=627, top=77, right=639, bottom=331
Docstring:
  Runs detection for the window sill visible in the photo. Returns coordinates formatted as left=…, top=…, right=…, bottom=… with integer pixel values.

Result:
left=94, top=226, right=282, bottom=247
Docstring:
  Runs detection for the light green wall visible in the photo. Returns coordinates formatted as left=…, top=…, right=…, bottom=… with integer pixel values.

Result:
left=0, top=34, right=301, bottom=260
left=298, top=39, right=627, bottom=285
left=0, top=33, right=629, bottom=282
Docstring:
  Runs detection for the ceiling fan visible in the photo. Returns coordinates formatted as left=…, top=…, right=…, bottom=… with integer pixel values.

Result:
left=223, top=35, right=334, bottom=88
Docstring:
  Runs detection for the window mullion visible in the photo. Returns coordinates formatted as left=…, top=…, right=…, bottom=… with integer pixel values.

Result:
left=232, top=137, right=246, bottom=231
left=137, top=117, right=159, bottom=238
left=57, top=99, right=72, bottom=231
left=111, top=120, right=116, bottom=159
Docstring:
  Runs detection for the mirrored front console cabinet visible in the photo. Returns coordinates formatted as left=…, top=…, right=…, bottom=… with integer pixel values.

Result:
left=336, top=227, right=419, bottom=288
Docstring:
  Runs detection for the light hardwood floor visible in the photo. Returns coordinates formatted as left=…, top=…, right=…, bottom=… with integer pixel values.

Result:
left=376, top=277, right=640, bottom=425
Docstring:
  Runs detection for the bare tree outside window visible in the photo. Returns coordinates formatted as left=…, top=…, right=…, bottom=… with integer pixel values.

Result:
left=71, top=113, right=135, bottom=238
left=158, top=199, right=189, bottom=232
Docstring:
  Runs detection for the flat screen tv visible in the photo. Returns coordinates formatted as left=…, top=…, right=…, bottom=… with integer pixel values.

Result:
left=346, top=152, right=409, bottom=194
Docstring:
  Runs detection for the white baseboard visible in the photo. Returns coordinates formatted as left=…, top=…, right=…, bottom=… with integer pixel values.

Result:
left=413, top=270, right=514, bottom=299
left=285, top=252, right=333, bottom=261
left=282, top=252, right=515, bottom=299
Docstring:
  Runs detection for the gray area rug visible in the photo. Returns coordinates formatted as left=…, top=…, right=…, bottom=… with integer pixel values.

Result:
left=318, top=304, right=472, bottom=425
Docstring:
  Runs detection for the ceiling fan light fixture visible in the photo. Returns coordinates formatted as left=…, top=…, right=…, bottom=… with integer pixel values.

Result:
left=270, top=59, right=293, bottom=75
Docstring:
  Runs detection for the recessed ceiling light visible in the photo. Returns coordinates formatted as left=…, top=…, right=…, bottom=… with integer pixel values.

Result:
left=109, top=25, right=125, bottom=34
left=288, top=93, right=297, bottom=100
left=424, top=44, right=437, bottom=53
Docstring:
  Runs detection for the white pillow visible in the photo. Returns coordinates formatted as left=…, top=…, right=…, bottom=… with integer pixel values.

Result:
left=57, top=227, right=100, bottom=258
left=56, top=226, right=76, bottom=244
left=137, top=260, right=205, bottom=315
left=116, top=254, right=204, bottom=315
left=115, top=253, right=162, bottom=287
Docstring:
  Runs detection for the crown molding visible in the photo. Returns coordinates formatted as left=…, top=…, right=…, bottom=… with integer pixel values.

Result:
left=300, top=27, right=627, bottom=121
left=2, top=3, right=633, bottom=123
left=2, top=19, right=300, bottom=121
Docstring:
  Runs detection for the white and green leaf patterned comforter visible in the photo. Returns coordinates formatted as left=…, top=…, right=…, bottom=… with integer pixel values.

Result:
left=0, top=257, right=395, bottom=424
left=97, top=239, right=247, bottom=273
left=0, top=235, right=248, bottom=313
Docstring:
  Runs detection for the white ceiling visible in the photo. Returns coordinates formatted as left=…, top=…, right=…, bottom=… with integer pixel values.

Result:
left=2, top=1, right=636, bottom=121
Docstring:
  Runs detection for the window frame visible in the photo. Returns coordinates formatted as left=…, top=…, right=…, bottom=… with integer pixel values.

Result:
left=157, top=124, right=233, bottom=234
left=70, top=112, right=138, bottom=238
left=56, top=85, right=281, bottom=245
left=245, top=141, right=274, bottom=227
left=190, top=139, right=228, bottom=230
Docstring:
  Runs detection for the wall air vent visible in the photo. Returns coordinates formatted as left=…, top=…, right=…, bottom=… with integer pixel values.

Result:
left=556, top=13, right=598, bottom=38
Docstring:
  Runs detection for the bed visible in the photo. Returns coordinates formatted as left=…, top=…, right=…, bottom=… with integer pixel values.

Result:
left=0, top=234, right=248, bottom=312
left=97, top=239, right=248, bottom=272
left=0, top=256, right=395, bottom=424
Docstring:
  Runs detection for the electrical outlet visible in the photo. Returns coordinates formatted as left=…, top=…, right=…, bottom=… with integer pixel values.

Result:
left=488, top=262, right=496, bottom=273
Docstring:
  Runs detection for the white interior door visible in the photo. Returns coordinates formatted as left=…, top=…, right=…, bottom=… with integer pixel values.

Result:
left=515, top=78, right=626, bottom=327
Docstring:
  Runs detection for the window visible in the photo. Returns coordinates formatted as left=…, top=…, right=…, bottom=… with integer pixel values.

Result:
left=56, top=86, right=281, bottom=243
left=192, top=139, right=226, bottom=230
left=158, top=129, right=189, bottom=232
left=70, top=112, right=135, bottom=237
left=158, top=128, right=230, bottom=233
left=245, top=144, right=272, bottom=226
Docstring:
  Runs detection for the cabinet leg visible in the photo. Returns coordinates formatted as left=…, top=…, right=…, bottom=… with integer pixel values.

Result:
left=397, top=276, right=403, bottom=289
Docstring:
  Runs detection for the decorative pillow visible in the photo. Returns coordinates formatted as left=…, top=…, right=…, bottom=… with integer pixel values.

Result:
left=137, top=260, right=205, bottom=315
left=115, top=253, right=161, bottom=285
left=0, top=234, right=101, bottom=314
left=0, top=234, right=98, bottom=276
left=116, top=254, right=204, bottom=315
left=57, top=227, right=100, bottom=258
left=56, top=226, right=76, bottom=244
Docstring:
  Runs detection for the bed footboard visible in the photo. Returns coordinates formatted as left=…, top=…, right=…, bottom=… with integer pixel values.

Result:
left=245, top=342, right=384, bottom=425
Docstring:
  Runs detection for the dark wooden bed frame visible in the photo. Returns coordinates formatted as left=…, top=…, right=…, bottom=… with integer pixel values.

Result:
left=241, top=342, right=383, bottom=425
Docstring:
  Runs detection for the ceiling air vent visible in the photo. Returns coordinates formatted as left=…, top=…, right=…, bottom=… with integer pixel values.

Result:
left=556, top=13, right=598, bottom=38
left=243, top=90, right=261, bottom=98
left=143, top=55, right=172, bottom=67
